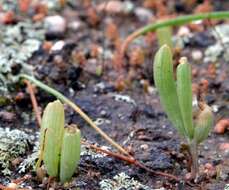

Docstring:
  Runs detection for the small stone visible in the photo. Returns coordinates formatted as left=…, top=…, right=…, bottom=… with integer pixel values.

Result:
left=100, top=110, right=107, bottom=116
left=68, top=21, right=83, bottom=31
left=147, top=86, right=155, bottom=94
left=205, top=163, right=213, bottom=170
left=97, top=1, right=134, bottom=14
left=0, top=111, right=15, bottom=122
left=214, top=119, right=229, bottom=134
left=185, top=172, right=192, bottom=180
left=50, top=40, right=65, bottom=52
left=97, top=1, right=123, bottom=14
left=140, top=144, right=149, bottom=150
left=177, top=26, right=190, bottom=36
left=83, top=58, right=98, bottom=75
left=44, top=15, right=67, bottom=37
left=204, top=163, right=216, bottom=177
left=134, top=7, right=153, bottom=22
left=211, top=105, right=219, bottom=113
left=219, top=143, right=229, bottom=151
left=191, top=50, right=203, bottom=61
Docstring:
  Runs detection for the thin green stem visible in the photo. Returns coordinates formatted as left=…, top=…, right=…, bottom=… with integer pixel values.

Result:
left=121, top=11, right=229, bottom=56
left=189, top=140, right=198, bottom=179
left=19, top=74, right=130, bottom=156
left=136, top=11, right=229, bottom=36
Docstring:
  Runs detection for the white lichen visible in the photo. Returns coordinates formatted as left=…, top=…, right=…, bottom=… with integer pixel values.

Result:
left=0, top=128, right=32, bottom=175
left=204, top=24, right=229, bottom=63
left=0, top=20, right=45, bottom=95
left=99, top=172, right=164, bottom=190
left=18, top=140, right=39, bottom=174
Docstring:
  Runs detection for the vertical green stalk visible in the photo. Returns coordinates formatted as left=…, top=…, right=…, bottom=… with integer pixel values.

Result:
left=189, top=140, right=198, bottom=179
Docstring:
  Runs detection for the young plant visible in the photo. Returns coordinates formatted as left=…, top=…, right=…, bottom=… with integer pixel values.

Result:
left=153, top=45, right=213, bottom=179
left=20, top=74, right=129, bottom=156
left=37, top=100, right=81, bottom=183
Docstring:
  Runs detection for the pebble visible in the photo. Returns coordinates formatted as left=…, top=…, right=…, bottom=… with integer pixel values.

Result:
left=97, top=1, right=123, bottom=14
left=50, top=40, right=65, bottom=52
left=140, top=144, right=149, bottom=150
left=100, top=110, right=107, bottom=116
left=185, top=172, right=192, bottom=180
left=214, top=119, right=229, bottom=134
left=68, top=21, right=83, bottom=31
left=177, top=26, right=190, bottom=36
left=191, top=50, right=203, bottom=61
left=134, top=7, right=153, bottom=22
left=0, top=111, right=15, bottom=122
left=97, top=0, right=134, bottom=14
left=44, top=15, right=67, bottom=37
left=204, top=163, right=216, bottom=177
left=190, top=32, right=215, bottom=47
left=219, top=143, right=229, bottom=152
left=83, top=58, right=98, bottom=75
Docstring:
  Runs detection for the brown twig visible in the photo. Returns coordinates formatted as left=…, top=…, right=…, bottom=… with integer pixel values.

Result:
left=0, top=174, right=31, bottom=190
left=81, top=140, right=196, bottom=187
left=24, top=79, right=42, bottom=127
left=12, top=175, right=31, bottom=184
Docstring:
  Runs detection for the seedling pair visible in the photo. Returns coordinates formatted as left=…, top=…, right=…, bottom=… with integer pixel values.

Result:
left=37, top=100, right=81, bottom=183
left=153, top=45, right=213, bottom=178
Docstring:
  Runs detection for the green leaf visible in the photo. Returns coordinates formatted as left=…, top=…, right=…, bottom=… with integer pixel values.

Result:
left=156, top=26, right=173, bottom=48
left=176, top=57, right=194, bottom=139
left=60, top=125, right=81, bottom=183
left=194, top=104, right=213, bottom=144
left=41, top=100, right=65, bottom=177
left=153, top=45, right=186, bottom=136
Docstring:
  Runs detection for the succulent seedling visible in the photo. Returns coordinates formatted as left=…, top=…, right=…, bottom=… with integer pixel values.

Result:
left=37, top=100, right=81, bottom=183
left=153, top=45, right=213, bottom=179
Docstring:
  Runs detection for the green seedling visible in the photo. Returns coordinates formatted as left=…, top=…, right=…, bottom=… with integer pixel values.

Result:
left=20, top=74, right=129, bottom=156
left=37, top=100, right=81, bottom=183
left=153, top=45, right=213, bottom=179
